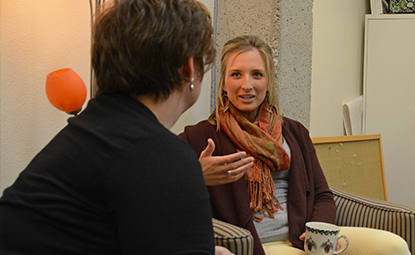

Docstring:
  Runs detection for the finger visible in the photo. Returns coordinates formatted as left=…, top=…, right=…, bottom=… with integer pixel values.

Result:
left=336, top=240, right=341, bottom=251
left=219, top=157, right=253, bottom=181
left=225, top=156, right=254, bottom=171
left=199, top=138, right=215, bottom=159
left=215, top=151, right=248, bottom=166
left=299, top=233, right=306, bottom=241
left=234, top=156, right=254, bottom=167
left=225, top=159, right=252, bottom=181
left=227, top=169, right=245, bottom=182
left=231, top=165, right=252, bottom=178
left=219, top=156, right=254, bottom=184
left=216, top=170, right=244, bottom=185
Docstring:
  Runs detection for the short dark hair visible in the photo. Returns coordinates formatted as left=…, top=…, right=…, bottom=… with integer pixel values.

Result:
left=92, top=0, right=215, bottom=100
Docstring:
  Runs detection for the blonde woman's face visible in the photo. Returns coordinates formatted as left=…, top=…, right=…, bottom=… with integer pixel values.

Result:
left=223, top=49, right=268, bottom=122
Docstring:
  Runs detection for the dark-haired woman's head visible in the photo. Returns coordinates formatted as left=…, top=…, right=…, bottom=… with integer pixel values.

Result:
left=92, top=0, right=215, bottom=100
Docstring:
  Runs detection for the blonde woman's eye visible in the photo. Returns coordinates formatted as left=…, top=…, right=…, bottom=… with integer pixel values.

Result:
left=253, top=72, right=263, bottom=78
left=231, top=72, right=241, bottom=77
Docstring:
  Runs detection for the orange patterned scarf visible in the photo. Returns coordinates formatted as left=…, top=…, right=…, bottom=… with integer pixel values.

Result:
left=219, top=98, right=290, bottom=222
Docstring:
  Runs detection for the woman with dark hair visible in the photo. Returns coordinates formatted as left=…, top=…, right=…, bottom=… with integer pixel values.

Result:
left=0, top=1, right=218, bottom=254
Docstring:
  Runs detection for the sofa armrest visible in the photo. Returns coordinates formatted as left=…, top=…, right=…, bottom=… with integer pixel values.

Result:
left=213, top=218, right=254, bottom=255
left=331, top=187, right=415, bottom=255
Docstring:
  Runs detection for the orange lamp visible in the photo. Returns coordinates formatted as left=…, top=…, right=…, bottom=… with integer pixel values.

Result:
left=46, top=68, right=87, bottom=115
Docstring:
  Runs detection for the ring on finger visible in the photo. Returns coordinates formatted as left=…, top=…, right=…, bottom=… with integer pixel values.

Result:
left=228, top=170, right=232, bottom=178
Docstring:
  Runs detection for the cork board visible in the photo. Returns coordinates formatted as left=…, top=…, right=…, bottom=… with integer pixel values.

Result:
left=312, top=134, right=387, bottom=201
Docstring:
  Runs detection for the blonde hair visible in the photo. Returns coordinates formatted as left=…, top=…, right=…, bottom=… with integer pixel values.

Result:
left=208, top=35, right=280, bottom=129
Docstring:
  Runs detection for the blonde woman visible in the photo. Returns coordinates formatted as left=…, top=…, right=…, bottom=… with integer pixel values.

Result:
left=180, top=35, right=411, bottom=255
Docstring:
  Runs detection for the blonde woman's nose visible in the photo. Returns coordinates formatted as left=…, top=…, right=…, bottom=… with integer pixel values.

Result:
left=241, top=76, right=253, bottom=91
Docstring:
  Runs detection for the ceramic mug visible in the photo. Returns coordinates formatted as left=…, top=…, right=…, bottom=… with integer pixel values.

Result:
left=304, top=222, right=349, bottom=254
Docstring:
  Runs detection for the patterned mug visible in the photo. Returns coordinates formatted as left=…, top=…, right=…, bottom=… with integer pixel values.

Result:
left=304, top=222, right=349, bottom=255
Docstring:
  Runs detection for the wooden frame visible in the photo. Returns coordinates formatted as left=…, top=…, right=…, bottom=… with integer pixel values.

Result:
left=312, top=134, right=387, bottom=201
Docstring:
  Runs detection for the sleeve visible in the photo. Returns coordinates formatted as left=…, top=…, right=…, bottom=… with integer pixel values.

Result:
left=285, top=119, right=337, bottom=250
left=104, top=134, right=214, bottom=255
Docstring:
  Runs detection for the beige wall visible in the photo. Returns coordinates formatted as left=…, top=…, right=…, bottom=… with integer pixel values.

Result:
left=0, top=1, right=91, bottom=192
left=310, top=0, right=370, bottom=137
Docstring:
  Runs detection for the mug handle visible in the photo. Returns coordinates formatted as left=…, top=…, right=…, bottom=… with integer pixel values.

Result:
left=333, top=235, right=349, bottom=254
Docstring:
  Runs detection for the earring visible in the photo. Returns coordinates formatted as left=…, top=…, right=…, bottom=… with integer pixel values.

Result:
left=189, top=77, right=194, bottom=91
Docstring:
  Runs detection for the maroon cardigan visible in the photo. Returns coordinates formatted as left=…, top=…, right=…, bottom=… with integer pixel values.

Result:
left=179, top=117, right=336, bottom=255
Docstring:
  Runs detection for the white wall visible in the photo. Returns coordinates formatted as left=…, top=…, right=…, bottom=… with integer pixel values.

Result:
left=310, top=0, right=370, bottom=137
left=363, top=15, right=415, bottom=207
left=0, top=1, right=91, bottom=192
left=311, top=2, right=415, bottom=208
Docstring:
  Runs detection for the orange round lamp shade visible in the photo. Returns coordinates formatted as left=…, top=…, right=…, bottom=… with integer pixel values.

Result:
left=46, top=68, right=87, bottom=114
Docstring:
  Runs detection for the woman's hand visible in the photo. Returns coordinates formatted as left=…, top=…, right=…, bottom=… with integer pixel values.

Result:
left=299, top=232, right=341, bottom=251
left=215, top=246, right=235, bottom=255
left=199, top=138, right=254, bottom=186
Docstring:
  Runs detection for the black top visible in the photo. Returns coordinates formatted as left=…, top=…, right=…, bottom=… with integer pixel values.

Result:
left=0, top=94, right=214, bottom=255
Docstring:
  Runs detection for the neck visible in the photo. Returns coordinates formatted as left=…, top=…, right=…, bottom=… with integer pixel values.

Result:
left=136, top=90, right=187, bottom=130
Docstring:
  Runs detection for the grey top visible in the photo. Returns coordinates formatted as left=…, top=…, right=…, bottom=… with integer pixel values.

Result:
left=253, top=136, right=291, bottom=243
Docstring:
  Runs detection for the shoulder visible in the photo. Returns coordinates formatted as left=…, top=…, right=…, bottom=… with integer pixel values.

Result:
left=282, top=117, right=310, bottom=137
left=178, top=120, right=234, bottom=156
left=181, top=120, right=216, bottom=134
left=107, top=131, right=202, bottom=192
left=282, top=116, right=314, bottom=151
left=178, top=120, right=216, bottom=143
left=282, top=117, right=307, bottom=130
left=139, top=131, right=198, bottom=162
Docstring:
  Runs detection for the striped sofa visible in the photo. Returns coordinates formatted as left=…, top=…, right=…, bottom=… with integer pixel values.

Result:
left=213, top=188, right=415, bottom=255
left=332, top=187, right=415, bottom=255
left=213, top=218, right=254, bottom=255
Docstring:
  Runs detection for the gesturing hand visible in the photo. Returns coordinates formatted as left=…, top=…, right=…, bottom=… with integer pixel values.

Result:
left=199, top=138, right=254, bottom=186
